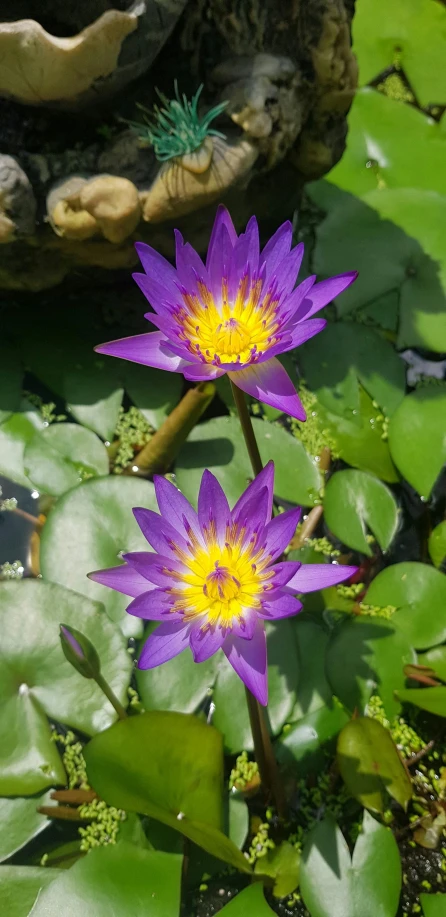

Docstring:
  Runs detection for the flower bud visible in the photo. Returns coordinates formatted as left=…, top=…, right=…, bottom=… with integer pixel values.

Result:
left=59, top=624, right=101, bottom=679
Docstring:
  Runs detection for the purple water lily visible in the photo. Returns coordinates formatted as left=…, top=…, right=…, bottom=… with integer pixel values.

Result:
left=95, top=206, right=357, bottom=420
left=89, top=462, right=356, bottom=705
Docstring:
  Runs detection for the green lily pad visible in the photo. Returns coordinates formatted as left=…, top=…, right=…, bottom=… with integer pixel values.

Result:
left=309, top=182, right=446, bottom=353
left=212, top=620, right=300, bottom=754
left=324, top=470, right=399, bottom=556
left=388, top=386, right=446, bottom=499
left=64, top=365, right=124, bottom=443
left=40, top=475, right=159, bottom=636
left=0, top=791, right=52, bottom=862
left=0, top=347, right=22, bottom=424
left=365, top=563, right=446, bottom=649
left=255, top=841, right=300, bottom=898
left=352, top=0, right=446, bottom=106
left=175, top=415, right=322, bottom=508
left=219, top=884, right=275, bottom=915
left=317, top=387, right=398, bottom=483
left=428, top=522, right=446, bottom=569
left=29, top=842, right=182, bottom=917
left=337, top=716, right=412, bottom=813
left=328, top=89, right=446, bottom=198
left=300, top=811, right=401, bottom=917
left=418, top=646, right=446, bottom=682
left=0, top=866, right=60, bottom=917
left=0, top=579, right=131, bottom=794
left=325, top=616, right=416, bottom=718
left=23, top=423, right=109, bottom=496
left=136, top=642, right=221, bottom=715
left=397, top=686, right=446, bottom=717
left=84, top=711, right=250, bottom=872
left=0, top=410, right=44, bottom=489
left=117, top=363, right=182, bottom=429
left=276, top=702, right=349, bottom=771
left=421, top=893, right=446, bottom=917
left=299, top=321, right=406, bottom=419
left=289, top=616, right=332, bottom=720
left=228, top=794, right=249, bottom=851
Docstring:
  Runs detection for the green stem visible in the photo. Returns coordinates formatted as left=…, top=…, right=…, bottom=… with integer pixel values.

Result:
left=230, top=379, right=287, bottom=820
left=95, top=672, right=128, bottom=720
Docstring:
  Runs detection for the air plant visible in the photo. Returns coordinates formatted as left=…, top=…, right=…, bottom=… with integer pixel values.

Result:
left=127, top=82, right=228, bottom=162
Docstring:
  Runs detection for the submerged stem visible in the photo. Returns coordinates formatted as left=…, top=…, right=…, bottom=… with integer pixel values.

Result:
left=230, top=379, right=287, bottom=820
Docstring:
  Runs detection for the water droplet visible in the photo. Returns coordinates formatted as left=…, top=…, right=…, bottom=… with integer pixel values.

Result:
left=31, top=490, right=40, bottom=499
left=18, top=683, right=29, bottom=696
left=420, top=495, right=427, bottom=503
left=132, top=465, right=139, bottom=472
left=104, top=441, right=111, bottom=448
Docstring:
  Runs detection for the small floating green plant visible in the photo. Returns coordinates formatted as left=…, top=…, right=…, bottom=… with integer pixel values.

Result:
left=127, top=82, right=228, bottom=162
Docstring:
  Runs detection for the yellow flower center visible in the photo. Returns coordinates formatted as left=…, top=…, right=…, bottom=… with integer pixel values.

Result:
left=175, top=276, right=280, bottom=365
left=165, top=533, right=274, bottom=630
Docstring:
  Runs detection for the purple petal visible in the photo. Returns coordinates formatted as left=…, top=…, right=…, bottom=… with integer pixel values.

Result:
left=126, top=588, right=182, bottom=621
left=261, top=221, right=293, bottom=280
left=206, top=209, right=237, bottom=302
left=258, top=593, right=302, bottom=620
left=135, top=242, right=178, bottom=293
left=133, top=272, right=178, bottom=315
left=224, top=620, right=268, bottom=706
left=281, top=318, right=327, bottom=352
left=132, top=507, right=190, bottom=558
left=286, top=563, right=358, bottom=593
left=153, top=476, right=204, bottom=546
left=189, top=621, right=225, bottom=663
left=229, top=358, right=306, bottom=420
left=198, top=470, right=231, bottom=546
left=267, top=561, right=301, bottom=588
left=275, top=243, right=305, bottom=296
left=231, top=460, right=274, bottom=526
left=206, top=205, right=237, bottom=270
left=94, top=331, right=186, bottom=372
left=231, top=608, right=257, bottom=640
left=123, top=551, right=186, bottom=588
left=261, top=507, right=302, bottom=562
left=183, top=363, right=225, bottom=381
left=138, top=620, right=190, bottom=669
left=233, top=488, right=269, bottom=550
left=300, top=272, right=358, bottom=319
left=87, top=563, right=154, bottom=598
left=281, top=275, right=316, bottom=319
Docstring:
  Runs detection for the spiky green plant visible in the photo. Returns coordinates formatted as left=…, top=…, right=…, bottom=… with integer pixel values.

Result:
left=127, top=82, right=227, bottom=162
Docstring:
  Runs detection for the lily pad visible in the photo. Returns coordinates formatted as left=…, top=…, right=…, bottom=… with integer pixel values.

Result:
left=0, top=579, right=131, bottom=794
left=365, top=563, right=446, bottom=649
left=0, top=791, right=52, bottom=862
left=219, top=884, right=275, bottom=915
left=40, top=475, right=159, bottom=636
left=421, top=893, right=446, bottom=917
left=136, top=642, right=221, bottom=715
left=325, top=616, right=416, bottom=718
left=324, top=470, right=399, bottom=556
left=299, top=321, right=406, bottom=419
left=428, top=522, right=446, bottom=569
left=388, top=386, right=446, bottom=499
left=276, top=702, right=349, bottom=771
left=397, top=686, right=446, bottom=717
left=418, top=646, right=446, bottom=682
left=289, top=616, right=332, bottom=720
left=300, top=811, right=401, bottom=917
left=337, top=716, right=412, bottom=813
left=84, top=711, right=250, bottom=872
left=24, top=423, right=109, bottom=497
left=255, top=841, right=300, bottom=898
left=175, top=415, right=322, bottom=508
left=29, top=842, right=182, bottom=917
left=117, top=363, right=182, bottom=429
left=0, top=410, right=44, bottom=489
left=328, top=89, right=446, bottom=198
left=353, top=0, right=446, bottom=106
left=212, top=620, right=300, bottom=754
left=0, top=866, right=60, bottom=917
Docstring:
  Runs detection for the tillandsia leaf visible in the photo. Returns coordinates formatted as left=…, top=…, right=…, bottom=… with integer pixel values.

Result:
left=127, top=82, right=228, bottom=161
left=95, top=205, right=357, bottom=419
left=89, top=462, right=356, bottom=706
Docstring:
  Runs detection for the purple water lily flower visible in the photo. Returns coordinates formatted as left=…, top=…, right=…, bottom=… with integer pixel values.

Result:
left=89, top=462, right=356, bottom=705
left=95, top=207, right=357, bottom=420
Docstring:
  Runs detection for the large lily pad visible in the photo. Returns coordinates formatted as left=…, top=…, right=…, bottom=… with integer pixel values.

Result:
left=30, top=842, right=182, bottom=917
left=0, top=410, right=44, bottom=489
left=337, top=716, right=412, bottom=813
left=219, top=884, right=275, bottom=915
left=175, top=415, right=322, bottom=508
left=421, top=893, right=446, bottom=917
left=276, top=702, right=349, bottom=770
left=388, top=386, right=446, bottom=499
left=325, top=616, right=416, bottom=718
left=0, top=791, right=52, bottom=862
left=397, top=686, right=446, bottom=717
left=365, top=563, right=446, bottom=649
left=24, top=423, right=109, bottom=497
left=40, top=475, right=159, bottom=636
left=136, top=642, right=221, bottom=716
left=0, top=579, right=131, bottom=794
left=299, top=321, right=406, bottom=419
left=324, top=470, right=399, bottom=556
left=328, top=89, right=446, bottom=198
left=300, top=811, right=401, bottom=917
left=0, top=866, right=60, bottom=917
left=84, top=711, right=250, bottom=871
left=353, top=0, right=446, bottom=106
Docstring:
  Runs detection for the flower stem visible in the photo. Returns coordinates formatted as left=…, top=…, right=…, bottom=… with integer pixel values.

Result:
left=94, top=672, right=128, bottom=720
left=229, top=381, right=263, bottom=477
left=230, top=379, right=287, bottom=820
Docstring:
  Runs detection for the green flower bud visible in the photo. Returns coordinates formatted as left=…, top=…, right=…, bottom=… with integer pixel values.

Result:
left=60, top=624, right=101, bottom=679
